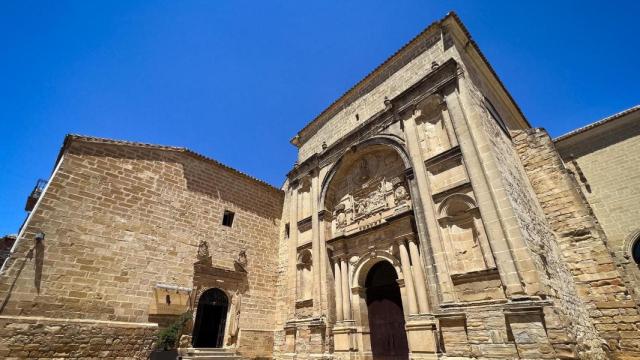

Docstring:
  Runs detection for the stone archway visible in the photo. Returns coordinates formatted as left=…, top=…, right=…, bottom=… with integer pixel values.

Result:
left=365, top=261, right=409, bottom=360
left=192, top=288, right=229, bottom=348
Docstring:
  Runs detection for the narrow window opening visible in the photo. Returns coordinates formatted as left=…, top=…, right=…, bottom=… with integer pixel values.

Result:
left=285, top=223, right=290, bottom=238
left=222, top=210, right=235, bottom=227
left=166, top=294, right=171, bottom=305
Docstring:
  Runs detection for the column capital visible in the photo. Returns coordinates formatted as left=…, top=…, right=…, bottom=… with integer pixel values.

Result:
left=403, top=167, right=415, bottom=180
left=351, top=286, right=365, bottom=296
left=318, top=209, right=330, bottom=221
left=395, top=236, right=408, bottom=246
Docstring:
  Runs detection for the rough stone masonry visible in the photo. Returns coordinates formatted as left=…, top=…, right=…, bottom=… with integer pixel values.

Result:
left=1, top=11, right=639, bottom=360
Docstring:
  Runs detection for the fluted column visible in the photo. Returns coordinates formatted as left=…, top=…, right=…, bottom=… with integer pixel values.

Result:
left=334, top=259, right=344, bottom=322
left=398, top=239, right=419, bottom=315
left=340, top=256, right=352, bottom=320
left=408, top=237, right=429, bottom=313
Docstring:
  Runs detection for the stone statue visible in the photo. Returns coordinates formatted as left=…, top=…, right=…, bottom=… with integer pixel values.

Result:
left=235, top=250, right=248, bottom=272
left=197, top=240, right=210, bottom=261
left=226, top=290, right=242, bottom=345
left=394, top=184, right=408, bottom=203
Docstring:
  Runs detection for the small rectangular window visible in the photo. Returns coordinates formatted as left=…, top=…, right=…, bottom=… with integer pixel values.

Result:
left=222, top=210, right=235, bottom=227
left=285, top=223, right=290, bottom=238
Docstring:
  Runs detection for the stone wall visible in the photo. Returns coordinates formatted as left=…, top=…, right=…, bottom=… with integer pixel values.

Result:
left=514, top=128, right=640, bottom=358
left=555, top=108, right=640, bottom=302
left=0, top=315, right=156, bottom=359
left=0, top=136, right=284, bottom=358
left=295, top=19, right=457, bottom=163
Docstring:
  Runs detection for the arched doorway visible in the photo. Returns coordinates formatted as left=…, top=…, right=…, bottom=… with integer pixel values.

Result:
left=192, top=288, right=229, bottom=348
left=365, top=261, right=409, bottom=360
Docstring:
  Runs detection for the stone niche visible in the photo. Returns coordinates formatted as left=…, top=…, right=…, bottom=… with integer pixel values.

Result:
left=435, top=188, right=503, bottom=302
left=297, top=176, right=313, bottom=246
left=326, top=145, right=411, bottom=239
left=416, top=110, right=453, bottom=159
left=295, top=248, right=314, bottom=317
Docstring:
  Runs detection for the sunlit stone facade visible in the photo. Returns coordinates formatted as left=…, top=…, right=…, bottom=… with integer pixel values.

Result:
left=1, top=12, right=639, bottom=360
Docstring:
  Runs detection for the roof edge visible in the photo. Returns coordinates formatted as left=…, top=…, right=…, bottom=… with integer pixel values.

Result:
left=291, top=12, right=452, bottom=146
left=292, top=10, right=531, bottom=147
left=554, top=105, right=640, bottom=143
left=60, top=134, right=283, bottom=193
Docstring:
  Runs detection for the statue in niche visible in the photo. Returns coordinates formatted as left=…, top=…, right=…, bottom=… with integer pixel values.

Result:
left=197, top=240, right=210, bottom=261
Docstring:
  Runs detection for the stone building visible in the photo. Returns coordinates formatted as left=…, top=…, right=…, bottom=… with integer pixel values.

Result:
left=555, top=105, right=640, bottom=317
left=1, top=11, right=639, bottom=360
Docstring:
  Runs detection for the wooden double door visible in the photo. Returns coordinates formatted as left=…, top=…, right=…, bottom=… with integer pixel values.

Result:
left=365, top=261, right=409, bottom=360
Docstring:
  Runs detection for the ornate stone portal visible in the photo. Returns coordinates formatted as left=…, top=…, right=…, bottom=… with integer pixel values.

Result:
left=282, top=55, right=574, bottom=358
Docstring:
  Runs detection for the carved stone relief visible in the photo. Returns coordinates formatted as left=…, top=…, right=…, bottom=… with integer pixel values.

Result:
left=326, top=146, right=411, bottom=238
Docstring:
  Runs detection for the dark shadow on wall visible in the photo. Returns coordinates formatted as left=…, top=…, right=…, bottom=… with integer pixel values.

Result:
left=66, top=142, right=284, bottom=222
left=0, top=246, right=35, bottom=314
left=34, top=240, right=44, bottom=294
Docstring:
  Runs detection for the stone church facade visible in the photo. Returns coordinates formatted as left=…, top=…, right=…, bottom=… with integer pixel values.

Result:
left=1, top=12, right=639, bottom=360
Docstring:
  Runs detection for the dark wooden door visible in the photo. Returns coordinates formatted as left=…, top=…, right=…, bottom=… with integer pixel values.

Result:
left=366, top=262, right=409, bottom=360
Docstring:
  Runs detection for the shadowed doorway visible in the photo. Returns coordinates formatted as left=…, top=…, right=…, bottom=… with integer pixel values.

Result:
left=365, top=261, right=409, bottom=360
left=192, top=288, right=229, bottom=348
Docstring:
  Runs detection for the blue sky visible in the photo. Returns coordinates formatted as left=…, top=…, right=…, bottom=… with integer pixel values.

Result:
left=1, top=1, right=638, bottom=235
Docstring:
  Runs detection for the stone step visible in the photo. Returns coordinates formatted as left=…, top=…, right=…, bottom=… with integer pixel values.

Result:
left=181, top=347, right=241, bottom=360
left=182, top=354, right=241, bottom=360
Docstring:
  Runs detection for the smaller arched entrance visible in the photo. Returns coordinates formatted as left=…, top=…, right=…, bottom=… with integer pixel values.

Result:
left=192, top=288, right=229, bottom=348
left=365, top=261, right=409, bottom=360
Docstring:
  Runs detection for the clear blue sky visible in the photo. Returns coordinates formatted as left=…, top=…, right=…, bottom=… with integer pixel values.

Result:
left=1, top=1, right=638, bottom=235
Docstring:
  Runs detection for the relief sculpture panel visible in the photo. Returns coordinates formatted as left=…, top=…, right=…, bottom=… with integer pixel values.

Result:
left=326, top=145, right=411, bottom=238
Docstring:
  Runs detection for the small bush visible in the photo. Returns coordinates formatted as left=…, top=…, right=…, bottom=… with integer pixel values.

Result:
left=156, top=312, right=192, bottom=350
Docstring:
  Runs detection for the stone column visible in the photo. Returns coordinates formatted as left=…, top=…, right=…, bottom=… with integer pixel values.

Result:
left=288, top=183, right=299, bottom=318
left=398, top=239, right=419, bottom=315
left=318, top=210, right=330, bottom=315
left=334, top=259, right=344, bottom=322
left=340, top=257, right=352, bottom=320
left=311, top=170, right=322, bottom=315
left=408, top=237, right=429, bottom=313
